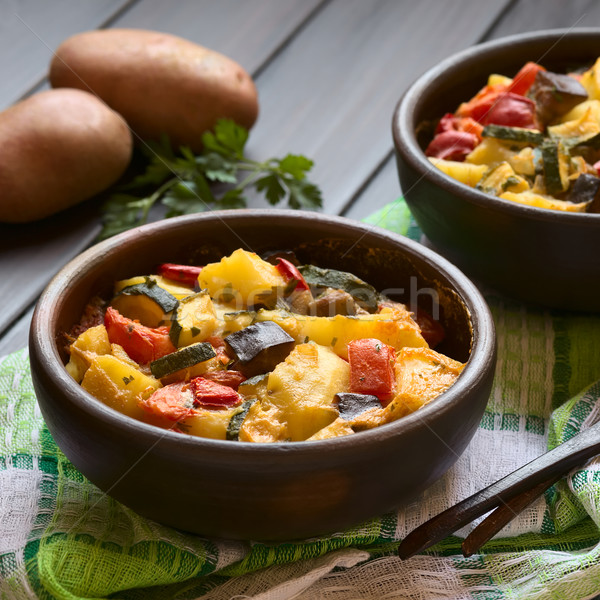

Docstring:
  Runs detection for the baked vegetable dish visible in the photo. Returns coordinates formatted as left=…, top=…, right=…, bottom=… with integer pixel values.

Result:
left=65, top=249, right=464, bottom=442
left=425, top=58, right=600, bottom=212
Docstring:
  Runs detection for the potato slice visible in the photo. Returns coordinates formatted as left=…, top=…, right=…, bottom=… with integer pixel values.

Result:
left=81, top=354, right=160, bottom=420
left=198, top=249, right=288, bottom=309
left=266, top=343, right=349, bottom=441
left=66, top=325, right=111, bottom=382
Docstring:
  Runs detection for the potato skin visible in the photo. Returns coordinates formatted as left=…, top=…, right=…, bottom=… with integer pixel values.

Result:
left=0, top=88, right=132, bottom=223
left=49, top=29, right=259, bottom=151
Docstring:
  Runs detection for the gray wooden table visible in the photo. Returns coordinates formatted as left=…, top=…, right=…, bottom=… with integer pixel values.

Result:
left=1, top=0, right=598, bottom=355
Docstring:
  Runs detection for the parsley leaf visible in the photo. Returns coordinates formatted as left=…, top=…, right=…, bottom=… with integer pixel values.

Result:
left=99, top=119, right=322, bottom=239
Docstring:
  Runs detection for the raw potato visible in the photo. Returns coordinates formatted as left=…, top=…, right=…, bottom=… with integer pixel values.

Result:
left=0, top=88, right=132, bottom=223
left=49, top=29, right=259, bottom=151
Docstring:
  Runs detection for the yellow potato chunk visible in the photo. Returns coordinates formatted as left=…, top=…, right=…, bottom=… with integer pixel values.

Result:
left=307, top=418, right=355, bottom=440
left=81, top=354, right=161, bottom=420
left=171, top=292, right=218, bottom=348
left=465, top=138, right=517, bottom=167
left=500, top=190, right=588, bottom=212
left=428, top=157, right=488, bottom=187
left=198, top=249, right=287, bottom=308
left=257, top=306, right=427, bottom=360
left=66, top=324, right=111, bottom=382
left=579, top=59, right=600, bottom=100
left=487, top=73, right=512, bottom=87
left=180, top=406, right=239, bottom=440
left=556, top=99, right=600, bottom=124
left=267, top=343, right=349, bottom=441
left=239, top=402, right=288, bottom=443
left=548, top=106, right=600, bottom=144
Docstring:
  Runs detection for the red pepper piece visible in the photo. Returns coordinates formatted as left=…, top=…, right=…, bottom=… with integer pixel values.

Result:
left=435, top=113, right=483, bottom=142
left=202, top=370, right=247, bottom=390
left=275, top=258, right=310, bottom=291
left=157, top=263, right=202, bottom=287
left=190, top=376, right=243, bottom=408
left=104, top=306, right=176, bottom=364
left=425, top=130, right=479, bottom=161
left=348, top=338, right=396, bottom=405
left=141, top=382, right=195, bottom=422
left=507, top=61, right=545, bottom=96
left=413, top=308, right=445, bottom=348
left=456, top=83, right=508, bottom=123
left=484, top=92, right=538, bottom=129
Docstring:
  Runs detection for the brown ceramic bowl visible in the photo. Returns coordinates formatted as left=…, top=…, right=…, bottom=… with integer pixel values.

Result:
left=29, top=210, right=495, bottom=541
left=393, top=28, right=600, bottom=312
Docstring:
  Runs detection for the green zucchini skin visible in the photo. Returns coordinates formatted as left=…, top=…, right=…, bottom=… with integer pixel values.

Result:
left=150, top=342, right=216, bottom=379
left=168, top=292, right=211, bottom=347
left=118, top=279, right=179, bottom=313
left=540, top=140, right=563, bottom=196
left=226, top=398, right=257, bottom=441
left=334, top=392, right=382, bottom=420
left=482, top=124, right=544, bottom=145
left=297, top=265, right=380, bottom=312
left=224, top=321, right=294, bottom=377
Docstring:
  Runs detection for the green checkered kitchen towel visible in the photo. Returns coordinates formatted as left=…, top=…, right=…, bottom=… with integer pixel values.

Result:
left=2, top=198, right=600, bottom=600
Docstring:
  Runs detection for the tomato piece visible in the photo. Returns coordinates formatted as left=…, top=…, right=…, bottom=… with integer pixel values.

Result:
left=507, top=61, right=545, bottom=96
left=425, top=130, right=479, bottom=161
left=413, top=308, right=445, bottom=348
left=485, top=92, right=538, bottom=128
left=140, top=382, right=195, bottom=422
left=435, top=113, right=483, bottom=142
left=157, top=263, right=202, bottom=287
left=275, top=258, right=310, bottom=291
left=456, top=83, right=508, bottom=123
left=202, top=370, right=247, bottom=390
left=190, top=377, right=243, bottom=408
left=104, top=306, right=176, bottom=364
left=348, top=338, right=396, bottom=405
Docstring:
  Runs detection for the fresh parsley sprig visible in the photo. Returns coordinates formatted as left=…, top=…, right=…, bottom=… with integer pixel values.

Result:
left=99, top=119, right=323, bottom=240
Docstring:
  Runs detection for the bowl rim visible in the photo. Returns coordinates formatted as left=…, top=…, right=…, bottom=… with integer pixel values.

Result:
left=30, top=209, right=496, bottom=461
left=392, top=27, right=600, bottom=226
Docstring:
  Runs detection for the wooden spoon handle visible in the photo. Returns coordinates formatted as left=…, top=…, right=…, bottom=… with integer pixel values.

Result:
left=398, top=420, right=600, bottom=560
left=461, top=472, right=560, bottom=557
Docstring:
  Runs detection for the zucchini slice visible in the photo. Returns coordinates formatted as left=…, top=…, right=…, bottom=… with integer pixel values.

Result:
left=298, top=264, right=379, bottom=312
left=482, top=125, right=544, bottom=145
left=169, top=292, right=218, bottom=348
left=150, top=342, right=216, bottom=379
left=111, top=279, right=179, bottom=327
left=541, top=140, right=570, bottom=196
left=226, top=398, right=257, bottom=441
left=476, top=162, right=529, bottom=196
left=224, top=321, right=295, bottom=377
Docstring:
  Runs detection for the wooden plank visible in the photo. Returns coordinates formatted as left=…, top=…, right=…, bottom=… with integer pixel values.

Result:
left=487, top=0, right=600, bottom=39
left=0, top=0, right=134, bottom=110
left=0, top=308, right=34, bottom=357
left=342, top=156, right=400, bottom=221
left=111, top=0, right=324, bottom=75
left=244, top=0, right=513, bottom=217
left=0, top=200, right=101, bottom=344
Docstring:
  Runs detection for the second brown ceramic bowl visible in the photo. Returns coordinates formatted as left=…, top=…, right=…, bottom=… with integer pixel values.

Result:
left=29, top=210, right=495, bottom=541
left=393, top=28, right=600, bottom=312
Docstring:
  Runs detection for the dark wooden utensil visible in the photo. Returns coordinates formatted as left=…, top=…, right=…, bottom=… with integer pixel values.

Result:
left=398, top=420, right=600, bottom=559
